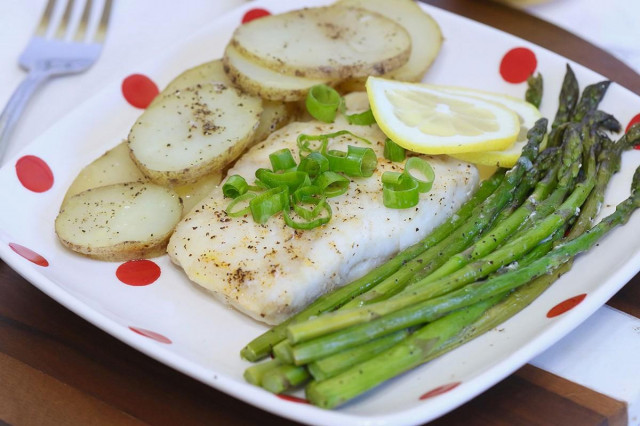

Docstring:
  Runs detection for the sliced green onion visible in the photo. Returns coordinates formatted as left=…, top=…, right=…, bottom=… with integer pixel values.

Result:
left=291, top=190, right=327, bottom=220
left=381, top=171, right=404, bottom=186
left=306, top=84, right=342, bottom=123
left=297, top=130, right=372, bottom=157
left=255, top=168, right=310, bottom=191
left=249, top=186, right=289, bottom=224
left=345, top=108, right=376, bottom=125
left=404, top=157, right=435, bottom=193
left=292, top=185, right=324, bottom=204
left=284, top=199, right=332, bottom=230
left=222, top=175, right=249, bottom=199
left=382, top=172, right=420, bottom=209
left=269, top=148, right=297, bottom=172
left=226, top=192, right=256, bottom=217
left=297, top=152, right=329, bottom=179
left=327, top=145, right=377, bottom=177
left=383, top=138, right=406, bottom=162
left=314, top=171, right=349, bottom=198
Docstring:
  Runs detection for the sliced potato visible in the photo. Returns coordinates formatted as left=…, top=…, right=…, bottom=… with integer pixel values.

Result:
left=128, top=82, right=263, bottom=186
left=155, top=58, right=293, bottom=143
left=223, top=45, right=333, bottom=102
left=336, top=0, right=442, bottom=82
left=230, top=6, right=411, bottom=80
left=55, top=182, right=183, bottom=261
left=63, top=141, right=147, bottom=202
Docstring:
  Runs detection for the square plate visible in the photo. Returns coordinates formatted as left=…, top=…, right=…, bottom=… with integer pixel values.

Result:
left=1, top=1, right=639, bottom=424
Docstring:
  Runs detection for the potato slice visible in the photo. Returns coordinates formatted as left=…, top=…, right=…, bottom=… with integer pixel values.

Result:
left=55, top=182, right=183, bottom=261
left=156, top=58, right=293, bottom=142
left=128, top=82, right=262, bottom=186
left=223, top=46, right=333, bottom=102
left=229, top=6, right=411, bottom=80
left=336, top=0, right=442, bottom=82
left=63, top=141, right=147, bottom=202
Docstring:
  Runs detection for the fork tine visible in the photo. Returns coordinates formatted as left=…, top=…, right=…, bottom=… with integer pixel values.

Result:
left=35, top=0, right=57, bottom=37
left=54, top=0, right=75, bottom=39
left=74, top=0, right=92, bottom=42
left=93, top=0, right=113, bottom=44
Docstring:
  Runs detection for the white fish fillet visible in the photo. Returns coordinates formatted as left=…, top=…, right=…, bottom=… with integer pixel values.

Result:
left=168, top=112, right=478, bottom=324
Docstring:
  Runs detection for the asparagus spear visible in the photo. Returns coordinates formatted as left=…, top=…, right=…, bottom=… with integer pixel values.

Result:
left=244, top=358, right=282, bottom=386
left=526, top=72, right=543, bottom=108
left=240, top=169, right=506, bottom=361
left=262, top=364, right=310, bottom=394
left=551, top=64, right=579, bottom=129
left=571, top=80, right=611, bottom=122
left=291, top=167, right=640, bottom=364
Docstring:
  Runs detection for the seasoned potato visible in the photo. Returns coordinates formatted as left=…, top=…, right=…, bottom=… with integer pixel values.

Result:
left=55, top=182, right=183, bottom=261
left=336, top=0, right=442, bottom=82
left=63, top=141, right=147, bottom=202
left=128, top=82, right=263, bottom=186
left=229, top=6, right=411, bottom=80
left=223, top=46, right=334, bottom=102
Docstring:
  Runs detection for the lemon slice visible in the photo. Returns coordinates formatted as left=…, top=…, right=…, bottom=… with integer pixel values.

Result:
left=366, top=77, right=520, bottom=155
left=444, top=87, right=543, bottom=167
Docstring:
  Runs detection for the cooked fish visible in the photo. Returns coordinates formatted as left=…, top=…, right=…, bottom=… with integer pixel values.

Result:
left=167, top=105, right=478, bottom=324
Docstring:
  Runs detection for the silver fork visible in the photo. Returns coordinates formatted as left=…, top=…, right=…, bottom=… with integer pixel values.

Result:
left=0, top=0, right=113, bottom=162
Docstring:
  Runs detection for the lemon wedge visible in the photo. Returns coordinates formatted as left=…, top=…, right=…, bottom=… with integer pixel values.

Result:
left=444, top=87, right=543, bottom=167
left=366, top=77, right=520, bottom=155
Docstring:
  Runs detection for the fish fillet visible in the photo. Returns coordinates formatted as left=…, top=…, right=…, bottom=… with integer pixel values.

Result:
left=168, top=112, right=478, bottom=324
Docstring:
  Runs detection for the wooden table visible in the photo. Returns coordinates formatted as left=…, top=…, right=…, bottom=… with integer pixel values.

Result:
left=1, top=1, right=639, bottom=425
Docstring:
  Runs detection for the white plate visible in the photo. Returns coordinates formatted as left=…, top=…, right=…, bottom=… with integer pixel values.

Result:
left=1, top=1, right=639, bottom=425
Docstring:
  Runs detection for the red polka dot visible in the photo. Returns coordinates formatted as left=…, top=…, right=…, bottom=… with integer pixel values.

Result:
left=9, top=243, right=49, bottom=266
left=500, top=47, right=537, bottom=83
left=116, top=259, right=161, bottom=286
left=129, top=326, right=172, bottom=344
left=419, top=382, right=461, bottom=400
left=547, top=294, right=587, bottom=318
left=242, top=8, right=270, bottom=23
left=15, top=155, right=54, bottom=193
left=122, top=74, right=159, bottom=108
left=276, top=394, right=309, bottom=404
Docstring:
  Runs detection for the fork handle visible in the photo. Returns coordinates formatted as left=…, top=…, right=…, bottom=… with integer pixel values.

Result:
left=0, top=70, right=52, bottom=164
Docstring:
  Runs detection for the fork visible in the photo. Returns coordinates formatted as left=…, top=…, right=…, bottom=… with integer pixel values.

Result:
left=0, top=0, right=113, bottom=162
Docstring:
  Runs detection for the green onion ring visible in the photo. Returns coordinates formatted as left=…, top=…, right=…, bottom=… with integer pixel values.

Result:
left=297, top=130, right=372, bottom=157
left=404, top=157, right=435, bottom=193
left=314, top=171, right=350, bottom=198
left=255, top=168, right=310, bottom=191
left=327, top=145, right=377, bottom=177
left=382, top=172, right=420, bottom=209
left=292, top=185, right=324, bottom=204
left=283, top=199, right=332, bottom=230
left=345, top=108, right=376, bottom=126
left=222, top=174, right=249, bottom=199
left=305, top=84, right=342, bottom=123
left=226, top=192, right=256, bottom=217
left=383, top=138, right=406, bottom=162
left=297, top=152, right=329, bottom=179
left=269, top=148, right=297, bottom=172
left=249, top=186, right=289, bottom=224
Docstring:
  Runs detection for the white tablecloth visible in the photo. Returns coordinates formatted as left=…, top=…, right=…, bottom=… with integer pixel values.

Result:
left=1, top=0, right=638, bottom=423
